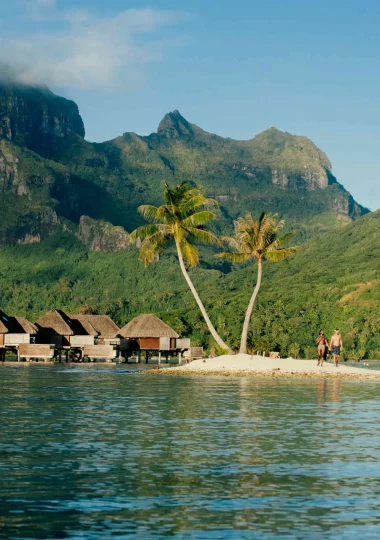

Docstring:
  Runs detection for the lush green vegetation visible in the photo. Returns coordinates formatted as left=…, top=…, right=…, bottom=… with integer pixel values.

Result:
left=0, top=210, right=379, bottom=359
left=1, top=82, right=377, bottom=360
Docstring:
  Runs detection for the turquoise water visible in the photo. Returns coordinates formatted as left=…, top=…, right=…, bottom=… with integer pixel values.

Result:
left=1, top=365, right=380, bottom=539
left=346, top=362, right=380, bottom=370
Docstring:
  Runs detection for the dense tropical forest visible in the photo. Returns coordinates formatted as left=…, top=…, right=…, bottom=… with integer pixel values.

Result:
left=0, top=209, right=379, bottom=359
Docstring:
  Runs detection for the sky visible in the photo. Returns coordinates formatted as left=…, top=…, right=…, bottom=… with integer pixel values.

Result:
left=1, top=0, right=380, bottom=210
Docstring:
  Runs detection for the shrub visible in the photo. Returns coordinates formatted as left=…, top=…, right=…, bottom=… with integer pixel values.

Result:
left=369, top=349, right=380, bottom=360
left=288, top=343, right=300, bottom=358
left=304, top=346, right=316, bottom=359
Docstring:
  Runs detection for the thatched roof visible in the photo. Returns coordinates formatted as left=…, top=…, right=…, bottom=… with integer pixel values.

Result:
left=68, top=318, right=98, bottom=336
left=70, top=315, right=120, bottom=339
left=118, top=314, right=179, bottom=339
left=13, top=317, right=38, bottom=335
left=35, top=309, right=74, bottom=336
left=0, top=309, right=10, bottom=333
left=0, top=310, right=38, bottom=334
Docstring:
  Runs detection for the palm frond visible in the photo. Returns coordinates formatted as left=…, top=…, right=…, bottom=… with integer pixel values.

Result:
left=130, top=224, right=160, bottom=242
left=164, top=181, right=190, bottom=207
left=129, top=224, right=171, bottom=243
left=180, top=194, right=217, bottom=216
left=220, top=211, right=297, bottom=264
left=269, top=231, right=296, bottom=248
left=215, top=251, right=252, bottom=263
left=139, top=232, right=167, bottom=266
left=173, top=223, right=187, bottom=245
left=187, top=227, right=221, bottom=245
left=182, top=211, right=217, bottom=228
left=265, top=245, right=299, bottom=262
left=137, top=205, right=162, bottom=223
left=180, top=239, right=199, bottom=266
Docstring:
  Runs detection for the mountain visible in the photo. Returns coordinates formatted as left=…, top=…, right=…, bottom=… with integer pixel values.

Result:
left=0, top=80, right=368, bottom=247
left=0, top=79, right=377, bottom=358
left=70, top=109, right=366, bottom=233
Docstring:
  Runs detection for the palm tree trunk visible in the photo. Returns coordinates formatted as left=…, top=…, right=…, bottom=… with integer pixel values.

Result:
left=239, top=259, right=263, bottom=354
left=175, top=241, right=232, bottom=353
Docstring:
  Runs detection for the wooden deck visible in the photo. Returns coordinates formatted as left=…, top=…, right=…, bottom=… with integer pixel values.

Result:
left=18, top=344, right=55, bottom=362
left=82, top=345, right=115, bottom=362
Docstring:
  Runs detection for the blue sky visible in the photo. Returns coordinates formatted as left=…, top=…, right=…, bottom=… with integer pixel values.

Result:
left=2, top=0, right=380, bottom=210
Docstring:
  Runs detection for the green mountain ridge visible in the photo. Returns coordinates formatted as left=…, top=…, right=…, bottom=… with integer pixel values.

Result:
left=0, top=80, right=368, bottom=247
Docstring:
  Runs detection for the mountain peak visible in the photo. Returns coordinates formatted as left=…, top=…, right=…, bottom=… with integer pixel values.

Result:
left=0, top=78, right=85, bottom=157
left=251, top=126, right=332, bottom=172
left=157, top=110, right=194, bottom=138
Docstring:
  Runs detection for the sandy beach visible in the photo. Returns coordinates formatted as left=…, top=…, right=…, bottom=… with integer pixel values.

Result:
left=153, top=354, right=380, bottom=380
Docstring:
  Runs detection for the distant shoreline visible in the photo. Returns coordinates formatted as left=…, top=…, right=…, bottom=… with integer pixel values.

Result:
left=2, top=356, right=380, bottom=381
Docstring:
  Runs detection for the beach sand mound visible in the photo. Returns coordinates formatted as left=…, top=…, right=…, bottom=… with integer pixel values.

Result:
left=155, top=354, right=380, bottom=380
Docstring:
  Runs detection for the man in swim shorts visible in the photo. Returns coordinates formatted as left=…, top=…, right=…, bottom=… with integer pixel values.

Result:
left=329, top=329, right=343, bottom=367
left=316, top=330, right=329, bottom=366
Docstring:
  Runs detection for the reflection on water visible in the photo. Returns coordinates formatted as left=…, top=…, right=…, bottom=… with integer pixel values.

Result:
left=1, top=365, right=380, bottom=539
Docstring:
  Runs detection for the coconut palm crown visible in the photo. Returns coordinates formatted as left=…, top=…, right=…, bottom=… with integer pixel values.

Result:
left=217, top=212, right=298, bottom=354
left=129, top=181, right=231, bottom=352
left=130, top=182, right=219, bottom=266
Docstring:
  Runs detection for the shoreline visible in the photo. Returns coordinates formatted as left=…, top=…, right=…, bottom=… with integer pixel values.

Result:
left=147, top=354, right=380, bottom=381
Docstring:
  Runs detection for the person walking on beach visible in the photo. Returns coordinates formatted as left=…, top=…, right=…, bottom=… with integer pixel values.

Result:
left=316, top=330, right=329, bottom=366
left=330, top=329, right=343, bottom=367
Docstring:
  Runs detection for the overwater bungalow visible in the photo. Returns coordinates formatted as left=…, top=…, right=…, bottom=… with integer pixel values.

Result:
left=35, top=309, right=76, bottom=347
left=34, top=309, right=120, bottom=361
left=0, top=309, right=37, bottom=347
left=34, top=308, right=102, bottom=348
left=70, top=314, right=120, bottom=346
left=118, top=313, right=189, bottom=363
left=35, top=309, right=121, bottom=347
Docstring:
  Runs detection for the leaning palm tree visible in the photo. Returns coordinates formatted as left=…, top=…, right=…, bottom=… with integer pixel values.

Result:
left=129, top=182, right=231, bottom=352
left=217, top=213, right=298, bottom=354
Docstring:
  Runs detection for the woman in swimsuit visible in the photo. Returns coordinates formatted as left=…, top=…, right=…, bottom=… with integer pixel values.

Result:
left=316, top=330, right=329, bottom=366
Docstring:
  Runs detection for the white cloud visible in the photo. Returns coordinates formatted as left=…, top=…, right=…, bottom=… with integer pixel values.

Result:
left=1, top=5, right=189, bottom=90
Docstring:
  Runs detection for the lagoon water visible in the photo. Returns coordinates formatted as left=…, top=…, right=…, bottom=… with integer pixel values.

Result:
left=1, top=365, right=380, bottom=539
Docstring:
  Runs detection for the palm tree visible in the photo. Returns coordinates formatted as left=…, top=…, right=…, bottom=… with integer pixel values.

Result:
left=217, top=212, right=298, bottom=354
left=129, top=182, right=231, bottom=352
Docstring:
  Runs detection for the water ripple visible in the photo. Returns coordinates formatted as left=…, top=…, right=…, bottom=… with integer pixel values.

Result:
left=1, top=366, right=380, bottom=538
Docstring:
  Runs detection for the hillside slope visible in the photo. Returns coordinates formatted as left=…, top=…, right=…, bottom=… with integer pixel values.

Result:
left=0, top=210, right=378, bottom=358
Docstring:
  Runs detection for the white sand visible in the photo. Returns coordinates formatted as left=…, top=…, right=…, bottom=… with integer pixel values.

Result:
left=160, top=354, right=380, bottom=380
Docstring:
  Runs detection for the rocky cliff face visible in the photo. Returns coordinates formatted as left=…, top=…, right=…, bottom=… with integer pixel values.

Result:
left=77, top=216, right=130, bottom=252
left=0, top=140, right=22, bottom=193
left=0, top=81, right=85, bottom=157
left=0, top=139, right=64, bottom=245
